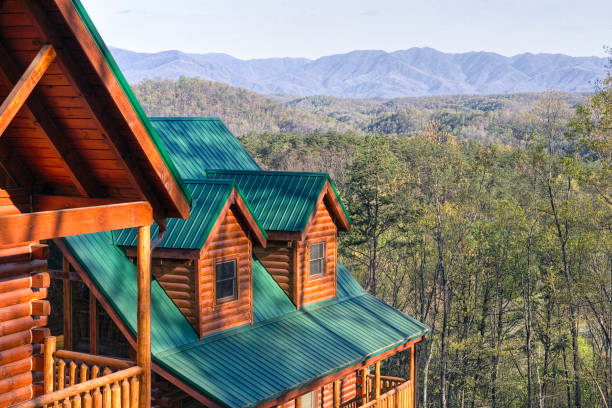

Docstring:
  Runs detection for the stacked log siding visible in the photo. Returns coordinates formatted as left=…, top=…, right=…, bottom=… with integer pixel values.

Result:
left=297, top=200, right=338, bottom=307
left=0, top=243, right=50, bottom=407
left=197, top=207, right=253, bottom=337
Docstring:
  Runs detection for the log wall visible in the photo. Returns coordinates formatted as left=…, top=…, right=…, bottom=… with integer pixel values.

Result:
left=150, top=258, right=197, bottom=328
left=296, top=200, right=337, bottom=307
left=0, top=242, right=50, bottom=408
left=254, top=242, right=293, bottom=297
left=197, top=207, right=252, bottom=338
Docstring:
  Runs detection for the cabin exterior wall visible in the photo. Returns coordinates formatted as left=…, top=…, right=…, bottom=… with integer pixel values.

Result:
left=150, top=258, right=198, bottom=329
left=296, top=200, right=337, bottom=307
left=197, top=207, right=253, bottom=338
left=254, top=242, right=293, bottom=297
left=0, top=243, right=50, bottom=408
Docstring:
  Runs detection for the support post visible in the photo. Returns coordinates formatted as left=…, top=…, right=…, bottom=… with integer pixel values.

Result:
left=410, top=346, right=416, bottom=408
left=89, top=291, right=97, bottom=355
left=361, top=368, right=368, bottom=404
left=295, top=397, right=302, bottom=408
left=333, top=380, right=340, bottom=408
left=62, top=256, right=72, bottom=350
left=43, top=336, right=56, bottom=394
left=137, top=225, right=151, bottom=408
left=374, top=361, right=381, bottom=400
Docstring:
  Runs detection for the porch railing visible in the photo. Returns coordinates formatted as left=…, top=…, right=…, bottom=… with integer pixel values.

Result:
left=366, top=375, right=406, bottom=397
left=361, top=380, right=412, bottom=408
left=11, top=336, right=142, bottom=408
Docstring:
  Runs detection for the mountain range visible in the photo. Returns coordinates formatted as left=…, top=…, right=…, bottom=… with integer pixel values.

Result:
left=111, top=47, right=607, bottom=98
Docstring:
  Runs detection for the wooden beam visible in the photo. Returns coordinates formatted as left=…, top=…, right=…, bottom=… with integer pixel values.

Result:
left=137, top=225, right=151, bottom=408
left=0, top=41, right=99, bottom=197
left=0, top=201, right=152, bottom=245
left=62, top=257, right=72, bottom=351
left=21, top=0, right=190, bottom=220
left=374, top=361, right=381, bottom=400
left=0, top=44, right=55, bottom=137
left=33, top=196, right=118, bottom=212
left=89, top=290, right=97, bottom=355
left=361, top=368, right=368, bottom=404
left=333, top=380, right=340, bottom=408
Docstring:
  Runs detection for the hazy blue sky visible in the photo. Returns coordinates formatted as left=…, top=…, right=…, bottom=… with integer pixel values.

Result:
left=81, top=0, right=611, bottom=59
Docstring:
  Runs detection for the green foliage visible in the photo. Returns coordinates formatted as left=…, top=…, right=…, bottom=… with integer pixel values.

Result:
left=237, top=92, right=610, bottom=408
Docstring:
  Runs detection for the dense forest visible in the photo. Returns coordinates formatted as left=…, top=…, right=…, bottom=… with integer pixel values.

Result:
left=133, top=58, right=611, bottom=408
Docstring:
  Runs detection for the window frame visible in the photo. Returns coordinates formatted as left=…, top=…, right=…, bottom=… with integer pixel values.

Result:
left=308, top=240, right=326, bottom=280
left=214, top=258, right=238, bottom=305
left=299, top=390, right=318, bottom=408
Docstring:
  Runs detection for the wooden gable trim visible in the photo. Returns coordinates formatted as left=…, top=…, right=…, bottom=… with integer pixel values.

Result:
left=53, top=239, right=225, bottom=408
left=232, top=189, right=267, bottom=248
left=257, top=336, right=425, bottom=408
left=301, top=181, right=350, bottom=238
left=0, top=44, right=55, bottom=136
left=0, top=41, right=101, bottom=197
left=200, top=188, right=267, bottom=257
left=0, top=201, right=152, bottom=245
left=31, top=195, right=118, bottom=212
left=27, top=0, right=190, bottom=220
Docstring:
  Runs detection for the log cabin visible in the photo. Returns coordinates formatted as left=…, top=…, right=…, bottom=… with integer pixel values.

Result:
left=0, top=3, right=431, bottom=408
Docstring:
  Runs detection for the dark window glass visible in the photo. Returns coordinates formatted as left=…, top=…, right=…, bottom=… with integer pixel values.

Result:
left=309, top=242, right=326, bottom=277
left=216, top=260, right=237, bottom=302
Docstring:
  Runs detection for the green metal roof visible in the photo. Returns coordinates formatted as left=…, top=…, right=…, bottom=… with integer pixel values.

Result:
left=61, top=232, right=198, bottom=354
left=253, top=257, right=296, bottom=323
left=113, top=180, right=267, bottom=250
left=70, top=0, right=191, bottom=205
left=149, top=118, right=261, bottom=179
left=156, top=262, right=430, bottom=408
left=206, top=170, right=350, bottom=232
left=62, top=232, right=430, bottom=408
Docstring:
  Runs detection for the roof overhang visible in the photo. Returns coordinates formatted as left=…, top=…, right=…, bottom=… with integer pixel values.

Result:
left=0, top=0, right=190, bottom=230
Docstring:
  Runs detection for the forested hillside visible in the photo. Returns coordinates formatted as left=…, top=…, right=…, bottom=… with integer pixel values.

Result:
left=242, top=91, right=612, bottom=407
left=132, top=77, right=588, bottom=145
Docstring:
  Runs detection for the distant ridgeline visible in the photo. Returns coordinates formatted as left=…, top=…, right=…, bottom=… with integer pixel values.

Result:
left=112, top=47, right=606, bottom=98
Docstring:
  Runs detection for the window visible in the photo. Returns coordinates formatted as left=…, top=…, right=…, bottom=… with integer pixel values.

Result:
left=215, top=259, right=237, bottom=302
left=300, top=390, right=318, bottom=408
left=309, top=242, right=326, bottom=278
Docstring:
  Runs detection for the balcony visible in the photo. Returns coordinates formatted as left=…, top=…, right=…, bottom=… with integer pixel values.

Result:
left=11, top=337, right=142, bottom=408
left=361, top=375, right=413, bottom=408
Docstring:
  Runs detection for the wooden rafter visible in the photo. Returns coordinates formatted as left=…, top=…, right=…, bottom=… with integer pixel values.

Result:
left=19, top=0, right=189, bottom=221
left=0, top=41, right=101, bottom=197
left=0, top=201, right=152, bottom=245
left=0, top=43, right=55, bottom=136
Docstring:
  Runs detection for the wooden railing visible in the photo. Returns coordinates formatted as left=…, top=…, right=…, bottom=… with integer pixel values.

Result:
left=361, top=380, right=413, bottom=408
left=10, top=336, right=142, bottom=408
left=339, top=396, right=360, bottom=408
left=366, top=375, right=406, bottom=397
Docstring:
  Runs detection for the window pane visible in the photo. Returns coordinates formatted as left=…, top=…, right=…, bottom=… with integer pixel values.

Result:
left=216, top=279, right=235, bottom=300
left=311, top=242, right=324, bottom=259
left=216, top=260, right=237, bottom=301
left=216, top=260, right=236, bottom=281
left=310, top=259, right=322, bottom=276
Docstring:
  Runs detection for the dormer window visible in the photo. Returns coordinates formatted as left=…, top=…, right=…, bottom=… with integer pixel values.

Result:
left=309, top=242, right=326, bottom=278
left=216, top=259, right=237, bottom=303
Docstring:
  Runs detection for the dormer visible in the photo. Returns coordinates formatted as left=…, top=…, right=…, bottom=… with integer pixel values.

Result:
left=206, top=170, right=350, bottom=308
left=115, top=180, right=266, bottom=337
